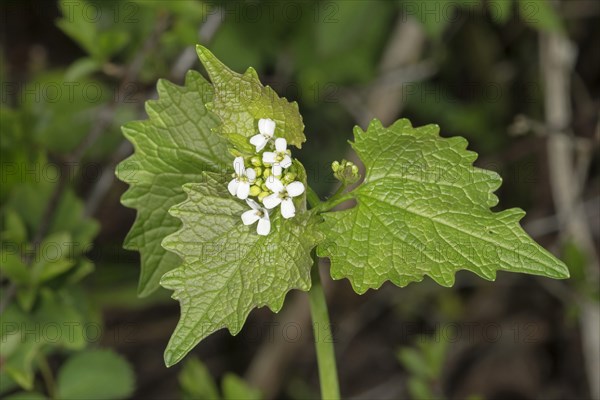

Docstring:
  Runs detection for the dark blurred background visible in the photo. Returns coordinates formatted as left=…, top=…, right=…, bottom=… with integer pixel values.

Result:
left=1, top=1, right=599, bottom=399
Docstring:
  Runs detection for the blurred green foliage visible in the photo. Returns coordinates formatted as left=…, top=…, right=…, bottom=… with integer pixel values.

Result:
left=179, top=357, right=262, bottom=400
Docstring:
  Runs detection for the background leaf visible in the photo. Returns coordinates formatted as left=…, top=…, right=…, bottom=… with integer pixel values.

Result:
left=56, top=349, right=135, bottom=400
left=179, top=357, right=220, bottom=400
left=1, top=290, right=90, bottom=390
left=222, top=373, right=263, bottom=400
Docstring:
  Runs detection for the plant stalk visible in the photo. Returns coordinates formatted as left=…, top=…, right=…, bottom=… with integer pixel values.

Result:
left=37, top=353, right=56, bottom=398
left=308, top=256, right=341, bottom=400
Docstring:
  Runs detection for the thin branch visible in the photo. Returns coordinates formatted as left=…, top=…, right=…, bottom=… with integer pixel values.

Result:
left=540, top=20, right=600, bottom=400
left=170, top=8, right=223, bottom=80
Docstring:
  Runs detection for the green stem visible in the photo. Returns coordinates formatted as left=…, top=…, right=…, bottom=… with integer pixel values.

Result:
left=306, top=185, right=322, bottom=209
left=307, top=184, right=353, bottom=213
left=37, top=353, right=56, bottom=398
left=315, top=190, right=353, bottom=213
left=308, top=256, right=341, bottom=400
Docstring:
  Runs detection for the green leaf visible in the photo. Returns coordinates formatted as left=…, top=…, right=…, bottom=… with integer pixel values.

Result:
left=0, top=371, right=19, bottom=395
left=65, top=57, right=102, bottom=80
left=31, top=232, right=76, bottom=283
left=315, top=1, right=373, bottom=56
left=1, top=209, right=28, bottom=244
left=0, top=252, right=29, bottom=285
left=318, top=119, right=569, bottom=293
left=407, top=377, right=436, bottom=400
left=160, top=173, right=322, bottom=366
left=56, top=349, right=135, bottom=400
left=397, top=347, right=430, bottom=379
left=1, top=289, right=89, bottom=390
left=518, top=0, right=563, bottom=33
left=65, top=259, right=95, bottom=285
left=0, top=107, right=46, bottom=202
left=21, top=71, right=110, bottom=154
left=488, top=0, right=514, bottom=24
left=56, top=0, right=98, bottom=58
left=116, top=71, right=230, bottom=296
left=2, top=183, right=98, bottom=296
left=222, top=374, right=263, bottom=400
left=196, top=45, right=306, bottom=152
left=178, top=357, right=220, bottom=400
left=56, top=0, right=131, bottom=62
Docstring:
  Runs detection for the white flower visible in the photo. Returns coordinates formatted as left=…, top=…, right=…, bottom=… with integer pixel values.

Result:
left=250, top=118, right=276, bottom=152
left=262, top=177, right=305, bottom=219
left=263, top=138, right=292, bottom=176
left=228, top=157, right=256, bottom=200
left=241, top=199, right=271, bottom=236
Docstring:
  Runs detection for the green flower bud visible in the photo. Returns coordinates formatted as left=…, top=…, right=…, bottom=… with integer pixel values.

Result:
left=283, top=172, right=297, bottom=183
left=258, top=191, right=269, bottom=202
left=254, top=178, right=264, bottom=187
left=261, top=183, right=269, bottom=191
left=250, top=156, right=262, bottom=167
left=254, top=167, right=263, bottom=177
left=249, top=185, right=262, bottom=197
left=332, top=159, right=361, bottom=185
left=263, top=168, right=271, bottom=178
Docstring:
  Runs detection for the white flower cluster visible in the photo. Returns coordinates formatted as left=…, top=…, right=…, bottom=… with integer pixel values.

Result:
left=228, top=118, right=305, bottom=236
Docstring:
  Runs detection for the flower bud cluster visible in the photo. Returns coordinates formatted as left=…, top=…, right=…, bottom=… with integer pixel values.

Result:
left=227, top=118, right=306, bottom=236
left=332, top=159, right=361, bottom=186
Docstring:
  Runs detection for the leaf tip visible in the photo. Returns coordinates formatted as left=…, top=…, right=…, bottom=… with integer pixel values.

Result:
left=195, top=44, right=210, bottom=57
left=163, top=349, right=180, bottom=368
left=244, top=66, right=259, bottom=80
left=196, top=45, right=228, bottom=82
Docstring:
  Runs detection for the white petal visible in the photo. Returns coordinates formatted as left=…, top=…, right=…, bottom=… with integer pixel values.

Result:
left=233, top=157, right=245, bottom=175
left=262, top=152, right=276, bottom=164
left=258, top=118, right=275, bottom=137
left=265, top=177, right=284, bottom=193
left=246, top=168, right=256, bottom=181
left=250, top=134, right=267, bottom=151
left=262, top=194, right=282, bottom=209
left=272, top=164, right=282, bottom=176
left=246, top=198, right=260, bottom=210
left=241, top=210, right=260, bottom=225
left=275, top=137, right=287, bottom=152
left=228, top=179, right=239, bottom=196
left=237, top=182, right=250, bottom=199
left=286, top=181, right=305, bottom=197
left=280, top=155, right=292, bottom=169
left=257, top=218, right=271, bottom=236
left=281, top=198, right=296, bottom=219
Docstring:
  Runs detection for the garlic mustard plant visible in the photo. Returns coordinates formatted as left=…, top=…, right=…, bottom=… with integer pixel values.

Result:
left=117, top=46, right=569, bottom=400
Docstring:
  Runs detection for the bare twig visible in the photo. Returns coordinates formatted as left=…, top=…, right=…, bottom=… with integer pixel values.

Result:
left=540, top=20, right=600, bottom=400
left=170, top=9, right=223, bottom=80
